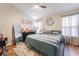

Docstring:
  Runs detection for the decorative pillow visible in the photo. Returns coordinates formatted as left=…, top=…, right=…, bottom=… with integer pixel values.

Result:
left=43, top=30, right=61, bottom=35
left=52, top=32, right=59, bottom=35
left=51, top=30, right=61, bottom=35
left=43, top=30, right=52, bottom=34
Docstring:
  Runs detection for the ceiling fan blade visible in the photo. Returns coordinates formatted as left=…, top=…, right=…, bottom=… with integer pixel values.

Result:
left=40, top=5, right=47, bottom=8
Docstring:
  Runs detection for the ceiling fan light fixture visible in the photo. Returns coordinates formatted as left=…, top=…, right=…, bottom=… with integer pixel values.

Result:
left=32, top=3, right=47, bottom=9
left=34, top=4, right=39, bottom=9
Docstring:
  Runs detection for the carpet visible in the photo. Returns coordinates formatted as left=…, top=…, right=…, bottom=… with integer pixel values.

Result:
left=13, top=42, right=40, bottom=56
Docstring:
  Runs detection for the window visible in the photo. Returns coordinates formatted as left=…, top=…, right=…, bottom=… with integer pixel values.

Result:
left=62, top=14, right=79, bottom=37
left=33, top=21, right=42, bottom=33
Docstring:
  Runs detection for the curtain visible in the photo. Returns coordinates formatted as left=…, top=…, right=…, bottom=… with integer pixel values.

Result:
left=33, top=21, right=42, bottom=33
left=62, top=14, right=79, bottom=45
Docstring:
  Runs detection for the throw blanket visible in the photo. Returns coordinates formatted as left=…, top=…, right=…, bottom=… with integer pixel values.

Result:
left=27, top=34, right=63, bottom=47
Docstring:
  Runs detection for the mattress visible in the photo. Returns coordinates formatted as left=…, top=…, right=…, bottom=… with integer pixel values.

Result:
left=27, top=34, right=63, bottom=47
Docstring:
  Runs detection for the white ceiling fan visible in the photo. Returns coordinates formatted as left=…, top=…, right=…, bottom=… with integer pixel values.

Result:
left=33, top=3, right=47, bottom=9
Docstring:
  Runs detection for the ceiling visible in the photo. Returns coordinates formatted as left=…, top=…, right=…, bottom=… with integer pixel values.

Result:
left=11, top=3, right=79, bottom=21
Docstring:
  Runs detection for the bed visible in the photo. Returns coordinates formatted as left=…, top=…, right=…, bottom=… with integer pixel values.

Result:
left=25, top=31, right=65, bottom=56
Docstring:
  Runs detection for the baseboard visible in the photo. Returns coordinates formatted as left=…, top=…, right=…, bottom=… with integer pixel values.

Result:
left=6, top=43, right=13, bottom=46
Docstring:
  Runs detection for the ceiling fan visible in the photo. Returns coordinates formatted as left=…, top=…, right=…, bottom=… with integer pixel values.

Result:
left=33, top=3, right=47, bottom=9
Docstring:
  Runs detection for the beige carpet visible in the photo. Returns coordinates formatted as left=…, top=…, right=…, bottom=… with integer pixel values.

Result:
left=13, top=42, right=41, bottom=56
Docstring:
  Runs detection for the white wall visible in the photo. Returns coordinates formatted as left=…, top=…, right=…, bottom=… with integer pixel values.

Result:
left=42, top=16, right=61, bottom=30
left=0, top=4, right=31, bottom=45
left=42, top=9, right=79, bottom=31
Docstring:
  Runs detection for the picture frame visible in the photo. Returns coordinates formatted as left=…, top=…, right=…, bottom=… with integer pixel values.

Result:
left=46, top=17, right=54, bottom=26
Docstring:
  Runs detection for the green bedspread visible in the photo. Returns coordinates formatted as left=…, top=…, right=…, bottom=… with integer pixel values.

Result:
left=26, top=34, right=64, bottom=56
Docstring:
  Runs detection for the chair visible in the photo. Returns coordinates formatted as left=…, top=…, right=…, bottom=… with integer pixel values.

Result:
left=0, top=38, right=8, bottom=56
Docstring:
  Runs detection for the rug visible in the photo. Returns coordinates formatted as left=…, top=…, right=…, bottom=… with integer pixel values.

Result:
left=13, top=42, right=40, bottom=56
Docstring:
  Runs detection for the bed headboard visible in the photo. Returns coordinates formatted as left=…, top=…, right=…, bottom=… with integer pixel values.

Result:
left=51, top=30, right=61, bottom=35
left=43, top=30, right=61, bottom=35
